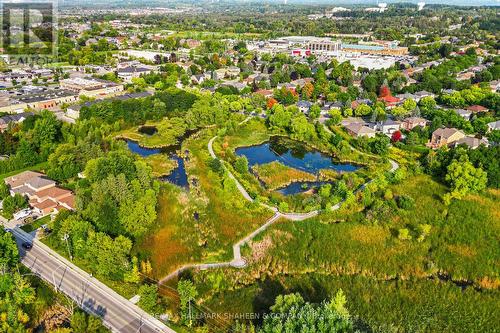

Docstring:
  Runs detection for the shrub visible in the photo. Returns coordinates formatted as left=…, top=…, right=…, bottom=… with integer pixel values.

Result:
left=208, top=158, right=224, bottom=175
left=397, top=195, right=415, bottom=210
left=398, top=228, right=412, bottom=240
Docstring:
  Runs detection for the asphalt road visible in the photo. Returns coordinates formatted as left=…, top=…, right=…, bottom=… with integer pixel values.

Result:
left=11, top=227, right=176, bottom=333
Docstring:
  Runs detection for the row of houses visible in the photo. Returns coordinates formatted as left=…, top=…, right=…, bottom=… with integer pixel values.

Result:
left=341, top=116, right=493, bottom=150
left=428, top=128, right=489, bottom=149
left=342, top=117, right=428, bottom=138
left=4, top=171, right=75, bottom=216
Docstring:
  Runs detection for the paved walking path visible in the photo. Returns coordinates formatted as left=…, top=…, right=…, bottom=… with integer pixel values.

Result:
left=160, top=132, right=399, bottom=283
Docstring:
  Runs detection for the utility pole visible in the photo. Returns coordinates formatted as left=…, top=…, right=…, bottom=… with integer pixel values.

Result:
left=62, top=233, right=72, bottom=261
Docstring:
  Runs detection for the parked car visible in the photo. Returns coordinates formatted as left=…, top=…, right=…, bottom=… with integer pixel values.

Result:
left=21, top=242, right=32, bottom=250
left=14, top=209, right=32, bottom=221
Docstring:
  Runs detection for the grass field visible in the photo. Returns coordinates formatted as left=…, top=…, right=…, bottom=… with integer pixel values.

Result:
left=135, top=184, right=201, bottom=278
left=135, top=129, right=273, bottom=279
left=252, top=161, right=316, bottom=191
left=142, top=154, right=178, bottom=177
left=117, top=118, right=187, bottom=149
left=190, top=174, right=499, bottom=331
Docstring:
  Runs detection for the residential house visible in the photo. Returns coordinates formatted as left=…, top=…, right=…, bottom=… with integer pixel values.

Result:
left=4, top=171, right=76, bottom=215
left=453, top=136, right=489, bottom=149
left=401, top=117, right=427, bottom=131
left=297, top=100, right=313, bottom=114
left=0, top=112, right=34, bottom=132
left=455, top=109, right=472, bottom=120
left=428, top=127, right=466, bottom=148
left=414, top=91, right=435, bottom=100
left=321, top=101, right=343, bottom=115
left=226, top=66, right=241, bottom=78
left=212, top=68, right=228, bottom=81
left=290, top=78, right=314, bottom=88
left=345, top=123, right=376, bottom=138
left=490, top=80, right=499, bottom=93
left=191, top=74, right=208, bottom=85
left=219, top=82, right=248, bottom=92
left=378, top=94, right=400, bottom=108
left=341, top=117, right=365, bottom=127
left=254, top=89, right=274, bottom=98
left=487, top=120, right=500, bottom=133
left=369, top=119, right=402, bottom=135
left=352, top=99, right=372, bottom=110
left=466, top=105, right=489, bottom=114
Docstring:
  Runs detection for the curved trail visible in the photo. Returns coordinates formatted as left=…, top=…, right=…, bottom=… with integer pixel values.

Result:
left=159, top=126, right=399, bottom=283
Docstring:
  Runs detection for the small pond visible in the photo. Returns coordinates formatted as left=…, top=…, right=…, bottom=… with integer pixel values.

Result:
left=276, top=181, right=329, bottom=195
left=236, top=136, right=359, bottom=195
left=125, top=140, right=189, bottom=188
left=138, top=126, right=158, bottom=136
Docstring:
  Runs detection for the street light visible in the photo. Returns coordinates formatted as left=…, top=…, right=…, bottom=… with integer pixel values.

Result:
left=62, top=233, right=73, bottom=261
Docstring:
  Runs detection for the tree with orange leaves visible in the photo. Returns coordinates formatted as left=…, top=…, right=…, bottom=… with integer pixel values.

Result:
left=379, top=85, right=392, bottom=98
left=301, top=82, right=314, bottom=100
left=267, top=98, right=278, bottom=109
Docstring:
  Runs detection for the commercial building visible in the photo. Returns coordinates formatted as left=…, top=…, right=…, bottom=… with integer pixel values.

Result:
left=341, top=41, right=408, bottom=56
left=60, top=77, right=124, bottom=98
left=0, top=87, right=78, bottom=113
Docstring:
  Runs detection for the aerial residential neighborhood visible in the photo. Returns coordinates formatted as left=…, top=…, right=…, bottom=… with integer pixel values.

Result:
left=0, top=1, right=498, bottom=333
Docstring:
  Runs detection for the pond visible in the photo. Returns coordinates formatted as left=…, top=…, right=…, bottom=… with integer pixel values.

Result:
left=276, top=181, right=329, bottom=195
left=138, top=125, right=158, bottom=136
left=236, top=136, right=359, bottom=195
left=125, top=140, right=189, bottom=188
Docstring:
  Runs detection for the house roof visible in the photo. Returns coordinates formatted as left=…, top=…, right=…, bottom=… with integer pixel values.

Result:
left=433, top=127, right=464, bottom=139
left=456, top=109, right=472, bottom=116
left=35, top=186, right=72, bottom=200
left=380, top=119, right=401, bottom=126
left=59, top=195, right=76, bottom=209
left=0, top=112, right=34, bottom=126
left=4, top=171, right=45, bottom=188
left=11, top=185, right=36, bottom=197
left=404, top=117, right=427, bottom=123
left=466, top=105, right=488, bottom=112
left=487, top=120, right=500, bottom=130
left=455, top=136, right=488, bottom=148
left=26, top=177, right=56, bottom=190
left=345, top=123, right=376, bottom=135
left=378, top=95, right=400, bottom=103
left=32, top=198, right=58, bottom=210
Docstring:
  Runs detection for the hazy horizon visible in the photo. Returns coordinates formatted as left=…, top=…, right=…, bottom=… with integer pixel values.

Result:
left=59, top=0, right=500, bottom=6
